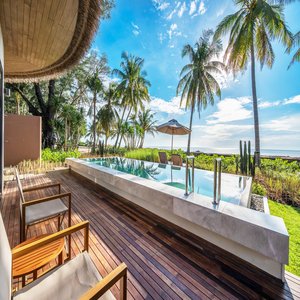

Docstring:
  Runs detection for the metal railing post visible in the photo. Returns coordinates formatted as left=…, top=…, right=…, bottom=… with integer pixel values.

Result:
left=213, top=158, right=222, bottom=205
left=185, top=156, right=195, bottom=196
left=217, top=159, right=222, bottom=203
left=185, top=159, right=189, bottom=196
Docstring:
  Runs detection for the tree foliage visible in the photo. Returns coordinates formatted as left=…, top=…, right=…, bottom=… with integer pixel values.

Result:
left=177, top=29, right=225, bottom=154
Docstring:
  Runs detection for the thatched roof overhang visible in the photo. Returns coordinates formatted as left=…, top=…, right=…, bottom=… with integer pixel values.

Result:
left=0, top=0, right=102, bottom=82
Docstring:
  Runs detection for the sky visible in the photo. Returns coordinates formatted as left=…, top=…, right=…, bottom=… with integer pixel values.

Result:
left=93, top=0, right=300, bottom=152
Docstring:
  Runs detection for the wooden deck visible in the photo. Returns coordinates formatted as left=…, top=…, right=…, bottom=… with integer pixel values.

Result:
left=1, top=169, right=300, bottom=300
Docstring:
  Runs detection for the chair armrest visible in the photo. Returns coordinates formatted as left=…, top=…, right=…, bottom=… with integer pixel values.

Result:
left=80, top=263, right=128, bottom=300
left=22, top=192, right=71, bottom=207
left=12, top=221, right=89, bottom=260
left=23, top=182, right=61, bottom=193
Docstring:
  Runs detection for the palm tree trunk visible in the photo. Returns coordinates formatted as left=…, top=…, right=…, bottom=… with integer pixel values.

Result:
left=187, top=105, right=195, bottom=155
left=16, top=100, right=20, bottom=115
left=118, top=106, right=132, bottom=148
left=250, top=42, right=260, bottom=167
left=93, top=92, right=96, bottom=153
left=139, top=134, right=144, bottom=148
left=105, top=134, right=108, bottom=149
left=64, top=117, right=68, bottom=151
left=114, top=105, right=127, bottom=148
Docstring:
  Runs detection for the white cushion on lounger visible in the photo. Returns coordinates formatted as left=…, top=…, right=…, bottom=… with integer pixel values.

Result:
left=13, top=251, right=115, bottom=300
left=25, top=199, right=68, bottom=225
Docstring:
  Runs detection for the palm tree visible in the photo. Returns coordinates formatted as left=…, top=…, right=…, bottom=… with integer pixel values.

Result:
left=112, top=52, right=151, bottom=148
left=134, top=109, right=157, bottom=148
left=86, top=69, right=103, bottom=153
left=97, top=83, right=118, bottom=148
left=177, top=30, right=225, bottom=154
left=288, top=31, right=300, bottom=67
left=214, top=0, right=292, bottom=165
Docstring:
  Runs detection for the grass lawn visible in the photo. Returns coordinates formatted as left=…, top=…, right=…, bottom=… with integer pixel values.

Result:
left=268, top=200, right=300, bottom=276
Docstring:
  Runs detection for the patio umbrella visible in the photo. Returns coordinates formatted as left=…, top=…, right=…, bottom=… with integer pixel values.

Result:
left=156, top=119, right=191, bottom=151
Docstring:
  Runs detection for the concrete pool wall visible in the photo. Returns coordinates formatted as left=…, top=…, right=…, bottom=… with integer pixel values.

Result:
left=66, top=158, right=289, bottom=281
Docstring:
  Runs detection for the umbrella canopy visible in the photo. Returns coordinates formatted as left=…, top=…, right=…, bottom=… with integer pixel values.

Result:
left=156, top=119, right=191, bottom=151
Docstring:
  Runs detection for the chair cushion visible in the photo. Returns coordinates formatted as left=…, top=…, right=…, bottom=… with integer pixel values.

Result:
left=13, top=251, right=115, bottom=300
left=25, top=199, right=68, bottom=225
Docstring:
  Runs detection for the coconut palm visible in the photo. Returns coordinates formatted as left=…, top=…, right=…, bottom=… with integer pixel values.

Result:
left=97, top=83, right=119, bottom=148
left=177, top=29, right=225, bottom=154
left=112, top=52, right=151, bottom=148
left=214, top=0, right=292, bottom=165
left=134, top=109, right=157, bottom=148
left=287, top=31, right=300, bottom=67
left=86, top=69, right=103, bottom=153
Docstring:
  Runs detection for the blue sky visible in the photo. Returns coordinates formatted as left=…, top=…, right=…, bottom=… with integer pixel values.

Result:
left=93, top=0, right=300, bottom=151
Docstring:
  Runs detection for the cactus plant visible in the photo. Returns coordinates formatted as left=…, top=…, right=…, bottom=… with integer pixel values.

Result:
left=238, top=140, right=255, bottom=176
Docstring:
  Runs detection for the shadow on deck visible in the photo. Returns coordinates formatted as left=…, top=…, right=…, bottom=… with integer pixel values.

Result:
left=1, top=169, right=300, bottom=300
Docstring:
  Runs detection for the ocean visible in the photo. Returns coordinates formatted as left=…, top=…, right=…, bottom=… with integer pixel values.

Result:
left=152, top=147, right=300, bottom=158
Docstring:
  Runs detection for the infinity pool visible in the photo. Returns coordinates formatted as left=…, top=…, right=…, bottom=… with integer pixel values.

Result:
left=85, top=157, right=250, bottom=205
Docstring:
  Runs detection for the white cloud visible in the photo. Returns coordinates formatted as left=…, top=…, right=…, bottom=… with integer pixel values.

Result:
left=198, top=1, right=206, bottom=15
left=216, top=7, right=225, bottom=17
left=189, top=1, right=197, bottom=15
left=158, top=32, right=164, bottom=44
left=148, top=96, right=186, bottom=115
left=178, top=2, right=187, bottom=17
left=152, top=0, right=170, bottom=11
left=167, top=9, right=176, bottom=20
left=258, top=94, right=300, bottom=108
left=166, top=1, right=181, bottom=20
left=283, top=94, right=300, bottom=105
left=258, top=100, right=281, bottom=108
left=131, top=22, right=139, bottom=30
left=159, top=2, right=170, bottom=10
left=194, top=123, right=253, bottom=141
left=262, top=115, right=300, bottom=132
left=131, top=22, right=140, bottom=36
left=170, top=23, right=177, bottom=31
left=167, top=23, right=180, bottom=39
left=207, top=97, right=252, bottom=124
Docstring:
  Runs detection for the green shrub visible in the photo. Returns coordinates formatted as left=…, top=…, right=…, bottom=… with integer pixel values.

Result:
left=252, top=182, right=267, bottom=196
left=124, top=148, right=186, bottom=163
left=42, top=148, right=81, bottom=162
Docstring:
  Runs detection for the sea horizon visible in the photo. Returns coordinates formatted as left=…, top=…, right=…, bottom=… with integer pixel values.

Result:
left=148, top=146, right=300, bottom=158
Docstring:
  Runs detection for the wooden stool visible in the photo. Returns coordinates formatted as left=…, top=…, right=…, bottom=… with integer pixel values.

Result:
left=13, top=234, right=64, bottom=287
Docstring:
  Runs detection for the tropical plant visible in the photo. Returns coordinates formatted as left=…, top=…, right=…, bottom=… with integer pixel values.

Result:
left=214, top=0, right=293, bottom=165
left=86, top=70, right=104, bottom=153
left=177, top=29, right=225, bottom=154
left=133, top=109, right=157, bottom=148
left=287, top=31, right=300, bottom=67
left=97, top=83, right=119, bottom=147
left=7, top=52, right=109, bottom=149
left=112, top=52, right=151, bottom=148
left=86, top=122, right=103, bottom=149
left=59, top=105, right=86, bottom=150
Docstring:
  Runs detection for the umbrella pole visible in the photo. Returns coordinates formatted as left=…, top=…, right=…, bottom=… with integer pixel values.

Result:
left=171, top=133, right=174, bottom=153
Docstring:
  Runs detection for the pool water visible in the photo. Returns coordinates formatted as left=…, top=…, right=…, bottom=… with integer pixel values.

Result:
left=85, top=157, right=249, bottom=205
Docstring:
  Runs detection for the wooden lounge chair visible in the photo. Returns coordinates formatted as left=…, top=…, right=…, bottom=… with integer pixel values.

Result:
left=171, top=154, right=183, bottom=166
left=15, top=168, right=71, bottom=243
left=0, top=213, right=128, bottom=300
left=158, top=152, right=168, bottom=164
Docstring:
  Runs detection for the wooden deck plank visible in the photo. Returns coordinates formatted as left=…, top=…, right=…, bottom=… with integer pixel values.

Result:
left=1, top=170, right=300, bottom=300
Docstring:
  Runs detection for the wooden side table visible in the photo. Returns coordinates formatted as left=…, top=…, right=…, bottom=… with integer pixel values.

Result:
left=13, top=234, right=65, bottom=287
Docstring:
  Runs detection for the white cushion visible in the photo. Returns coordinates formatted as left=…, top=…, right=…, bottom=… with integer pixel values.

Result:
left=25, top=199, right=68, bottom=225
left=13, top=251, right=115, bottom=300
